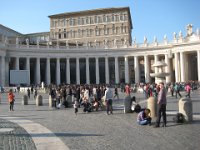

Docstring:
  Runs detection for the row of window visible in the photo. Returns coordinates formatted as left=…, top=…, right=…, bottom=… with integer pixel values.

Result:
left=51, top=13, right=128, bottom=27
left=51, top=26, right=128, bottom=39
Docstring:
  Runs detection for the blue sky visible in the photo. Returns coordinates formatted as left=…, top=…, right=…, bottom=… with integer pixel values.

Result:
left=1, top=0, right=200, bottom=43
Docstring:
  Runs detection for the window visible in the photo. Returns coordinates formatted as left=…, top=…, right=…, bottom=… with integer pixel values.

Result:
left=112, top=24, right=116, bottom=34
left=64, top=29, right=66, bottom=38
left=112, top=14, right=115, bottom=22
left=120, top=13, right=124, bottom=21
left=86, top=29, right=89, bottom=37
left=78, top=29, right=81, bottom=37
left=121, top=24, right=124, bottom=33
left=95, top=16, right=98, bottom=23
left=95, top=26, right=100, bottom=36
left=86, top=17, right=89, bottom=24
left=98, top=16, right=102, bottom=23
left=70, top=18, right=73, bottom=26
left=115, top=15, right=119, bottom=22
left=90, top=17, right=93, bottom=24
left=104, top=25, right=107, bottom=35
left=82, top=18, right=85, bottom=25
left=103, top=15, right=106, bottom=22
left=78, top=17, right=81, bottom=25
left=63, top=19, right=66, bottom=26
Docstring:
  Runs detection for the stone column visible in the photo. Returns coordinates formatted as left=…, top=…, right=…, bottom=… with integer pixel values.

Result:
left=144, top=55, right=150, bottom=83
left=86, top=57, right=90, bottom=84
left=180, top=52, right=185, bottom=82
left=105, top=57, right=109, bottom=84
left=154, top=55, right=159, bottom=74
left=15, top=57, right=19, bottom=70
left=36, top=57, right=41, bottom=85
left=46, top=58, right=51, bottom=85
left=26, top=57, right=30, bottom=85
left=76, top=57, right=80, bottom=84
left=134, top=56, right=140, bottom=84
left=1, top=56, right=6, bottom=86
left=66, top=58, right=70, bottom=84
left=197, top=50, right=200, bottom=81
left=95, top=57, right=99, bottom=84
left=165, top=54, right=171, bottom=83
left=115, top=56, right=119, bottom=84
left=175, top=52, right=180, bottom=82
left=56, top=58, right=61, bottom=85
left=124, top=56, right=129, bottom=83
left=5, top=56, right=9, bottom=86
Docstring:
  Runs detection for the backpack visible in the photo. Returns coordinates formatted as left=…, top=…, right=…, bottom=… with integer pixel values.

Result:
left=173, top=113, right=185, bottom=123
left=134, top=104, right=141, bottom=113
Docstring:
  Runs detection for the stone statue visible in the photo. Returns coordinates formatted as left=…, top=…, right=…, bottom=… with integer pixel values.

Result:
left=186, top=24, right=193, bottom=36
left=26, top=38, right=29, bottom=45
left=173, top=32, right=177, bottom=40
left=36, top=38, right=40, bottom=46
left=76, top=41, right=78, bottom=47
left=123, top=38, right=127, bottom=45
left=16, top=37, right=19, bottom=45
left=94, top=39, right=97, bottom=47
left=104, top=39, right=108, bottom=46
left=66, top=40, right=69, bottom=46
left=4, top=36, right=8, bottom=44
left=113, top=38, right=117, bottom=47
left=154, top=36, right=157, bottom=43
left=179, top=31, right=183, bottom=39
left=133, top=37, right=136, bottom=45
left=196, top=28, right=200, bottom=36
left=164, top=34, right=167, bottom=41
left=144, top=36, right=147, bottom=44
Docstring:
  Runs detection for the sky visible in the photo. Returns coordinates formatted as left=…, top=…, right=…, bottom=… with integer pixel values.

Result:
left=1, top=0, right=200, bottom=43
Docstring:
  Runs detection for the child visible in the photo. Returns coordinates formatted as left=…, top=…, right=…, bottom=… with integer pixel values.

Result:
left=137, top=108, right=151, bottom=125
left=74, top=99, right=79, bottom=116
left=8, top=89, right=15, bottom=111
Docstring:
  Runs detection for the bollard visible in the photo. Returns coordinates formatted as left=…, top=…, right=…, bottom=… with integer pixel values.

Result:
left=179, top=98, right=193, bottom=122
left=22, top=95, right=28, bottom=105
left=49, top=95, right=53, bottom=108
left=36, top=95, right=43, bottom=106
left=124, top=95, right=132, bottom=113
left=66, top=95, right=72, bottom=107
left=147, top=97, right=157, bottom=118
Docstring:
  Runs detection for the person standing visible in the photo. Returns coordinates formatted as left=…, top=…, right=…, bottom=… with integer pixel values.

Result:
left=113, top=87, right=119, bottom=100
left=105, top=85, right=113, bottom=115
left=8, top=89, right=15, bottom=111
left=185, top=83, right=191, bottom=98
left=155, top=82, right=167, bottom=127
left=73, top=99, right=79, bottom=116
left=27, top=88, right=31, bottom=99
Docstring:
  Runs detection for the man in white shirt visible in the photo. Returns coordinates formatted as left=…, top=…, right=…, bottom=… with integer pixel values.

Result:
left=105, top=85, right=113, bottom=115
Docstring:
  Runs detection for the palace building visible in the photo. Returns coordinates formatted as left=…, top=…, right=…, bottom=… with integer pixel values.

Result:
left=0, top=7, right=200, bottom=86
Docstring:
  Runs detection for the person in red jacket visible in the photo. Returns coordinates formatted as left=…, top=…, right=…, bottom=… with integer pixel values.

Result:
left=8, top=89, right=15, bottom=111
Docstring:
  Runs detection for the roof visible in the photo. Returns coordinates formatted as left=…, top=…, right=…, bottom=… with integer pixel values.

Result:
left=0, top=24, right=22, bottom=36
left=48, top=7, right=133, bottom=29
left=25, top=32, right=50, bottom=36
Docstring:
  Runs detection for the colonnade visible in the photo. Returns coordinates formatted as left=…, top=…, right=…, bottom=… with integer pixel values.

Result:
left=1, top=50, right=200, bottom=86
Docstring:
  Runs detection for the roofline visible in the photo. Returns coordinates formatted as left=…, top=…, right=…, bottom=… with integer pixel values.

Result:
left=25, top=32, right=50, bottom=36
left=49, top=7, right=130, bottom=18
left=0, top=24, right=22, bottom=35
left=48, top=7, right=133, bottom=29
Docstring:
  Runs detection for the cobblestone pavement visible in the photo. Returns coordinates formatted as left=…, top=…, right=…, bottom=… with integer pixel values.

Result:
left=0, top=89, right=200, bottom=150
left=0, top=118, right=36, bottom=150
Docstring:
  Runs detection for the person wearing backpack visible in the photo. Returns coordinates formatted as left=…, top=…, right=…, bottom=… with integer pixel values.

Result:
left=174, top=83, right=182, bottom=99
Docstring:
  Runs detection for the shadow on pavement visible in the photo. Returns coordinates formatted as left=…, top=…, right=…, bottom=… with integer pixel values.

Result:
left=15, top=132, right=104, bottom=138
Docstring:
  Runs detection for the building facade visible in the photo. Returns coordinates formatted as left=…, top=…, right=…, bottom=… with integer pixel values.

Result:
left=49, top=7, right=132, bottom=48
left=0, top=8, right=200, bottom=86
